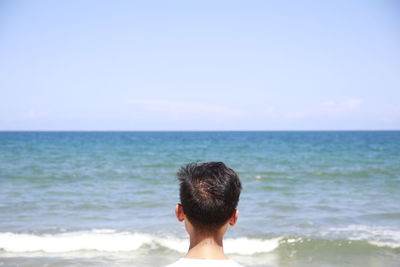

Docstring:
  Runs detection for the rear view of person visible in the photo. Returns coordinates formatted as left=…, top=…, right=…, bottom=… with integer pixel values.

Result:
left=166, top=162, right=243, bottom=267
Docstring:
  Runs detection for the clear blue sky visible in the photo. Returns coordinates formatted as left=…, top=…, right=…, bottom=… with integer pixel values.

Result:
left=1, top=0, right=399, bottom=130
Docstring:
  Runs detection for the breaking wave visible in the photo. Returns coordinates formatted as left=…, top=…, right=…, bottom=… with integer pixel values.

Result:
left=0, top=229, right=281, bottom=255
left=326, top=224, right=400, bottom=248
left=1, top=225, right=399, bottom=255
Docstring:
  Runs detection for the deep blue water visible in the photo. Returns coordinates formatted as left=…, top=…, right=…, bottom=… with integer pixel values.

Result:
left=0, top=131, right=399, bottom=266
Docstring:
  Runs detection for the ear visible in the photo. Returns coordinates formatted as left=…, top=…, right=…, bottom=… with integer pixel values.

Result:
left=175, top=204, right=185, bottom=222
left=228, top=209, right=239, bottom=226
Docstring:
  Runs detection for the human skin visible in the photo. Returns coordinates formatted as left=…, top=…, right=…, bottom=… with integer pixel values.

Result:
left=175, top=204, right=239, bottom=260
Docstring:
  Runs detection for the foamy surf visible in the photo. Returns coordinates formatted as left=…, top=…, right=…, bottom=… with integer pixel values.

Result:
left=326, top=224, right=400, bottom=248
left=2, top=226, right=399, bottom=256
left=0, top=230, right=281, bottom=254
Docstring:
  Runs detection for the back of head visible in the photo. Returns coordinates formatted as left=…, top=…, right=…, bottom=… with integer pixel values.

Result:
left=177, top=162, right=242, bottom=231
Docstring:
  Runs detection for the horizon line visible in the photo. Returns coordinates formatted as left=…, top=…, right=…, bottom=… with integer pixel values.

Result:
left=0, top=129, right=399, bottom=132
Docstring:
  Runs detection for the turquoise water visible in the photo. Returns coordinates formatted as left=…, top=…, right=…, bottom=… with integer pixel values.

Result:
left=0, top=131, right=399, bottom=266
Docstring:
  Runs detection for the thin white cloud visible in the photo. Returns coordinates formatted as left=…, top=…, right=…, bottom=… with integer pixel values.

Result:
left=264, top=99, right=363, bottom=120
left=25, top=110, right=49, bottom=120
left=342, top=99, right=362, bottom=109
left=128, top=99, right=247, bottom=121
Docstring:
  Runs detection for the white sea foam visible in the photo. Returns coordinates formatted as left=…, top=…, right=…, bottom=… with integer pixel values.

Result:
left=327, top=224, right=400, bottom=248
left=0, top=231, right=152, bottom=253
left=0, top=230, right=281, bottom=254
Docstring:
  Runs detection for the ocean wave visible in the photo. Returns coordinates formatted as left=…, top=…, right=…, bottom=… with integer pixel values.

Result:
left=0, top=230, right=281, bottom=255
left=1, top=227, right=399, bottom=255
left=326, top=224, right=400, bottom=248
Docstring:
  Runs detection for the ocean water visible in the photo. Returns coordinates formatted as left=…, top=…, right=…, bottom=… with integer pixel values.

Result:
left=0, top=131, right=399, bottom=267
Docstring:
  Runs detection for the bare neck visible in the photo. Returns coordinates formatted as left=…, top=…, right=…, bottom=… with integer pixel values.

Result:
left=185, top=232, right=227, bottom=260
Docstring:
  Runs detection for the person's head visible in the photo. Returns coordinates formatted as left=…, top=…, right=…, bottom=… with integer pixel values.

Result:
left=175, top=162, right=242, bottom=235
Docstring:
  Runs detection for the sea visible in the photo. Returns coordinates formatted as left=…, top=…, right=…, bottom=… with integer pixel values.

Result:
left=0, top=131, right=399, bottom=267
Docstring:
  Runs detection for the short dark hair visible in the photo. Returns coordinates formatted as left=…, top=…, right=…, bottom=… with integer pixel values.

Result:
left=177, top=162, right=242, bottom=230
